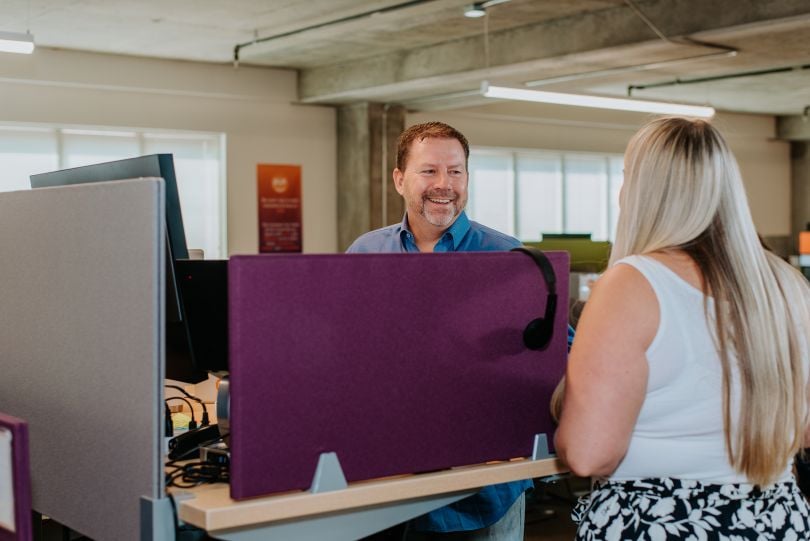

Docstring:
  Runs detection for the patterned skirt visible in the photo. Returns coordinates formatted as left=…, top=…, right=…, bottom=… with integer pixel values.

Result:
left=572, top=477, right=810, bottom=540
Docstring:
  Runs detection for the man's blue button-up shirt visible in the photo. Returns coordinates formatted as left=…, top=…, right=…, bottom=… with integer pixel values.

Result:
left=346, top=211, right=521, bottom=254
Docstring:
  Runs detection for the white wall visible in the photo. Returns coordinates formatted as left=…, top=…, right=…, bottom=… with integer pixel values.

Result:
left=1, top=48, right=789, bottom=247
left=0, top=48, right=338, bottom=254
left=409, top=102, right=791, bottom=237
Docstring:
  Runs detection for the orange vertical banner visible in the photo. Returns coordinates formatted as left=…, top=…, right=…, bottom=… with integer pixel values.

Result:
left=257, top=164, right=302, bottom=253
left=800, top=231, right=810, bottom=255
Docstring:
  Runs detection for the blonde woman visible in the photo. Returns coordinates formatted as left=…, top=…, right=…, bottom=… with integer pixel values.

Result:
left=555, top=117, right=810, bottom=540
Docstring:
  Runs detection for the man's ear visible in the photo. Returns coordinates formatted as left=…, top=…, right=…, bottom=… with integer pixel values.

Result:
left=393, top=168, right=405, bottom=195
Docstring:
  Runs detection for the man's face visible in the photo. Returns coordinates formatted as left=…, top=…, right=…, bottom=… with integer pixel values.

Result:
left=394, top=137, right=468, bottom=232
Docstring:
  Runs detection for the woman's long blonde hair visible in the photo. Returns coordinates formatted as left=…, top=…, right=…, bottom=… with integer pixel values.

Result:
left=612, top=117, right=810, bottom=486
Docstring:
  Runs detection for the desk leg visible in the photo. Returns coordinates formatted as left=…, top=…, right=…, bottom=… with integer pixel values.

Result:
left=205, top=490, right=476, bottom=541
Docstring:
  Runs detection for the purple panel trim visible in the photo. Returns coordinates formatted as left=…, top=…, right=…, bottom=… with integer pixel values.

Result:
left=228, top=251, right=569, bottom=499
left=0, top=413, right=31, bottom=541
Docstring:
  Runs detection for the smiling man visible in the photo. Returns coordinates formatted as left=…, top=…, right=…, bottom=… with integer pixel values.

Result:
left=347, top=121, right=519, bottom=255
left=348, top=122, right=529, bottom=540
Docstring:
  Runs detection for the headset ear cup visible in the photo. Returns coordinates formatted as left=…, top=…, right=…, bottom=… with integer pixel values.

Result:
left=523, top=317, right=553, bottom=350
left=511, top=246, right=558, bottom=351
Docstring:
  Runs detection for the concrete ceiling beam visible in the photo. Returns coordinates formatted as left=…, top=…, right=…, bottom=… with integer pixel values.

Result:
left=778, top=115, right=810, bottom=141
left=298, top=0, right=810, bottom=104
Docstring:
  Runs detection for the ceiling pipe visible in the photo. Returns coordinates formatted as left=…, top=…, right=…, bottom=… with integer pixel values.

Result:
left=628, top=63, right=810, bottom=95
left=234, top=0, right=437, bottom=67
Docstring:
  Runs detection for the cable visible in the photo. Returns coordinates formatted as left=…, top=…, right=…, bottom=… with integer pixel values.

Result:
left=624, top=0, right=737, bottom=55
left=168, top=462, right=229, bottom=488
left=624, top=0, right=671, bottom=43
left=164, top=397, right=197, bottom=430
left=167, top=489, right=181, bottom=536
left=165, top=384, right=204, bottom=404
left=165, top=384, right=210, bottom=426
left=165, top=438, right=229, bottom=488
left=164, top=403, right=173, bottom=437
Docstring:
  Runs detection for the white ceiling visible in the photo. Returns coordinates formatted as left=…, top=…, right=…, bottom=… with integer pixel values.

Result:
left=2, top=0, right=621, bottom=65
left=3, top=0, right=810, bottom=116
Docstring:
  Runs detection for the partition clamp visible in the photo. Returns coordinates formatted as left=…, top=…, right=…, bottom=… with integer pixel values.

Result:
left=310, top=452, right=349, bottom=493
left=532, top=433, right=553, bottom=460
left=532, top=433, right=567, bottom=483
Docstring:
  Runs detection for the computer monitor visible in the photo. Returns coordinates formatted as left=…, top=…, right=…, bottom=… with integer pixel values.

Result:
left=527, top=234, right=612, bottom=273
left=173, top=259, right=228, bottom=374
left=30, top=154, right=209, bottom=383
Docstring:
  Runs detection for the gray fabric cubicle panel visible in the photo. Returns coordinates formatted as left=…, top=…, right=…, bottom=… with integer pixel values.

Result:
left=0, top=179, right=164, bottom=541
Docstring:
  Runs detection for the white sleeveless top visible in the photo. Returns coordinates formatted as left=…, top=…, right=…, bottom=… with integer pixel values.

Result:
left=608, top=255, right=792, bottom=484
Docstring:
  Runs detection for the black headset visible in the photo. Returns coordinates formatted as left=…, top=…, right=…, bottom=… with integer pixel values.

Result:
left=511, top=246, right=557, bottom=351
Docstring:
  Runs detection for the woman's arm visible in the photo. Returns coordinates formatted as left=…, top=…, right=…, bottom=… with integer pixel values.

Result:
left=554, top=263, right=659, bottom=478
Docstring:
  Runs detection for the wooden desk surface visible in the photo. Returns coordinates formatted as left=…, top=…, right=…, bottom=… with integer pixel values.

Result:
left=176, top=457, right=567, bottom=532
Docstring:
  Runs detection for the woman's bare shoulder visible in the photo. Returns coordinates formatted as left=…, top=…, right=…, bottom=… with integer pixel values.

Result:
left=582, top=260, right=659, bottom=350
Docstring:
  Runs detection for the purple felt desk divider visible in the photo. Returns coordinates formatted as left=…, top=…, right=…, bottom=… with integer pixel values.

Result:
left=0, top=413, right=31, bottom=541
left=228, top=251, right=569, bottom=500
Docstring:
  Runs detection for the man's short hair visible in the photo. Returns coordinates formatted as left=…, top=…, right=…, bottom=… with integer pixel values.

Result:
left=396, top=122, right=470, bottom=171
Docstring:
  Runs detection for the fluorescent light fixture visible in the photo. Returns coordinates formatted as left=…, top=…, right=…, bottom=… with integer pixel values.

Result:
left=0, top=31, right=34, bottom=54
left=482, top=82, right=715, bottom=118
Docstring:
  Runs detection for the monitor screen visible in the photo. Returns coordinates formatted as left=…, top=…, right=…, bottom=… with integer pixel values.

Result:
left=527, top=237, right=611, bottom=273
left=30, top=154, right=209, bottom=383
left=174, top=259, right=228, bottom=374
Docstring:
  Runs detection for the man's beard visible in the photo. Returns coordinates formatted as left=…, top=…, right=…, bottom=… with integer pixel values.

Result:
left=417, top=190, right=465, bottom=228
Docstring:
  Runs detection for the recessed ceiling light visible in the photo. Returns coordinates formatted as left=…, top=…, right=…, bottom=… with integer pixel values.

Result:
left=464, top=4, right=486, bottom=17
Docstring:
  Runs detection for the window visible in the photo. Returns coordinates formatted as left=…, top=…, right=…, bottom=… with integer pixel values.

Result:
left=467, top=148, right=623, bottom=242
left=0, top=123, right=226, bottom=258
left=0, top=126, right=59, bottom=192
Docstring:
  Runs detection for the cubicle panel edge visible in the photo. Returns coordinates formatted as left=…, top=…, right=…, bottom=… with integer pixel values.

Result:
left=228, top=251, right=569, bottom=499
left=0, top=413, right=31, bottom=541
left=0, top=179, right=165, bottom=541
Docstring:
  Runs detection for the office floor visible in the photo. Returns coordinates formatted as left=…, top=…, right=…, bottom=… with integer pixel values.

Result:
left=524, top=476, right=588, bottom=540
left=39, top=520, right=89, bottom=541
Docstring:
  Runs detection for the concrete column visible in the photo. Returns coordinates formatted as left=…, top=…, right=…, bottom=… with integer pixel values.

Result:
left=791, top=142, right=810, bottom=251
left=336, top=102, right=405, bottom=251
